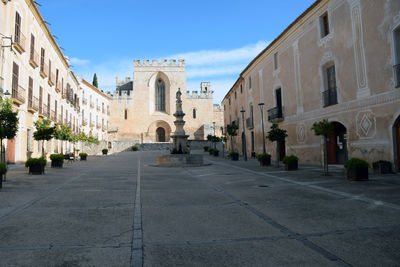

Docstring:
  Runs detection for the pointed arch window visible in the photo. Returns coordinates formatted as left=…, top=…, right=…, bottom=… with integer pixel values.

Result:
left=155, top=78, right=165, bottom=111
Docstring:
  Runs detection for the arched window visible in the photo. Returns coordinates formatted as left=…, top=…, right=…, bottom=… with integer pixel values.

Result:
left=155, top=78, right=165, bottom=111
left=193, top=108, right=196, bottom=119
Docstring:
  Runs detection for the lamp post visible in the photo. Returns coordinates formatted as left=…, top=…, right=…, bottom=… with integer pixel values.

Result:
left=258, top=103, right=266, bottom=154
left=240, top=108, right=247, bottom=161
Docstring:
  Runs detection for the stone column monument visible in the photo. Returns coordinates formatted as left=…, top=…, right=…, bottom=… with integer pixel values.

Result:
left=171, top=88, right=189, bottom=154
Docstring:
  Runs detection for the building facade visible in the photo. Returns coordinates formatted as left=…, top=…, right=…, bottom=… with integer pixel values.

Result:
left=222, top=0, right=400, bottom=171
left=108, top=59, right=223, bottom=143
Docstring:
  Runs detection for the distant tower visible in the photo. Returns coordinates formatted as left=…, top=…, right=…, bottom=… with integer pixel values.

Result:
left=200, top=82, right=211, bottom=93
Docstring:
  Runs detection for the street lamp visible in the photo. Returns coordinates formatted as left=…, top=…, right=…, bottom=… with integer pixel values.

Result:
left=258, top=103, right=266, bottom=154
left=240, top=108, right=247, bottom=161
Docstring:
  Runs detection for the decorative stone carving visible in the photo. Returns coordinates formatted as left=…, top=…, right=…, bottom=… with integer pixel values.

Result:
left=356, top=110, right=376, bottom=139
left=296, top=123, right=307, bottom=144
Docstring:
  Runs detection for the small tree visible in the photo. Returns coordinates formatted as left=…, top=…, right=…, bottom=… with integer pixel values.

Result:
left=0, top=98, right=18, bottom=178
left=54, top=124, right=71, bottom=154
left=311, top=119, right=334, bottom=176
left=267, top=123, right=287, bottom=168
left=33, top=119, right=55, bottom=157
left=226, top=124, right=238, bottom=152
left=92, top=73, right=98, bottom=88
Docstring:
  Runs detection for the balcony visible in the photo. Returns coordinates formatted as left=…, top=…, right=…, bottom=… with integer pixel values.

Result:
left=27, top=96, right=39, bottom=113
left=322, top=88, right=338, bottom=107
left=267, top=106, right=284, bottom=123
left=82, top=119, right=88, bottom=126
left=29, top=49, right=39, bottom=69
left=394, top=64, right=400, bottom=88
left=48, top=72, right=55, bottom=87
left=90, top=122, right=94, bottom=128
left=96, top=105, right=100, bottom=111
left=82, top=97, right=87, bottom=105
left=90, top=102, right=94, bottom=109
left=13, top=31, right=26, bottom=54
left=11, top=85, right=26, bottom=105
left=246, top=117, right=254, bottom=129
left=40, top=62, right=48, bottom=78
left=56, top=81, right=61, bottom=93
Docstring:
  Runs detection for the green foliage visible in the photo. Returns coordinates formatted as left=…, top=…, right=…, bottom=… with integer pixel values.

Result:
left=92, top=73, right=98, bottom=88
left=33, top=119, right=55, bottom=141
left=282, top=155, right=298, bottom=164
left=256, top=153, right=271, bottom=162
left=229, top=151, right=239, bottom=158
left=50, top=154, right=64, bottom=162
left=266, top=123, right=287, bottom=142
left=131, top=146, right=138, bottom=151
left=86, top=136, right=99, bottom=144
left=207, top=135, right=221, bottom=143
left=344, top=158, right=369, bottom=170
left=227, top=124, right=238, bottom=137
left=0, top=98, right=19, bottom=142
left=311, top=119, right=334, bottom=137
left=54, top=124, right=71, bottom=141
left=203, top=146, right=209, bottom=152
left=79, top=152, right=88, bottom=157
left=207, top=134, right=213, bottom=141
left=0, top=162, right=7, bottom=174
left=25, top=157, right=47, bottom=167
left=220, top=136, right=227, bottom=142
left=102, top=148, right=108, bottom=153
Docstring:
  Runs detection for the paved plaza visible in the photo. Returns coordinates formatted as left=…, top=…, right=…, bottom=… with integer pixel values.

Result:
left=0, top=151, right=399, bottom=266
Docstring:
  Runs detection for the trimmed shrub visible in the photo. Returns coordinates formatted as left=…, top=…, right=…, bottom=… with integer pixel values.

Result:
left=132, top=146, right=138, bottom=151
left=79, top=152, right=88, bottom=157
left=282, top=155, right=298, bottom=165
left=50, top=154, right=64, bottom=162
left=0, top=162, right=7, bottom=174
left=25, top=157, right=47, bottom=167
left=344, top=158, right=369, bottom=171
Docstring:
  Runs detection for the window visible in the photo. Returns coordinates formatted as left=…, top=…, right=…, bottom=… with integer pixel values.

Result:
left=28, top=77, right=33, bottom=107
left=229, top=97, right=231, bottom=105
left=248, top=76, right=252, bottom=90
left=240, top=84, right=242, bottom=93
left=39, top=86, right=43, bottom=113
left=12, top=62, right=19, bottom=97
left=89, top=113, right=92, bottom=125
left=48, top=59, right=52, bottom=78
left=30, top=34, right=35, bottom=61
left=14, top=12, right=21, bottom=44
left=61, top=105, right=63, bottom=122
left=235, top=91, right=237, bottom=99
left=275, top=88, right=283, bottom=116
left=323, top=64, right=338, bottom=107
left=320, top=12, right=330, bottom=38
left=273, top=52, right=279, bottom=70
left=56, top=69, right=59, bottom=85
left=193, top=109, right=196, bottom=119
left=82, top=109, right=84, bottom=121
left=47, top=94, right=50, bottom=115
left=205, top=86, right=208, bottom=91
left=155, top=78, right=165, bottom=111
left=394, top=27, right=400, bottom=87
left=40, top=48, right=45, bottom=73
left=124, top=109, right=128, bottom=120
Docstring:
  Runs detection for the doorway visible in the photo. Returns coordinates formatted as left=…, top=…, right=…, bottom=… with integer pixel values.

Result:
left=279, top=140, right=286, bottom=161
left=156, top=127, right=166, bottom=142
left=394, top=116, right=400, bottom=172
left=241, top=132, right=247, bottom=158
left=7, top=138, right=15, bottom=164
left=327, top=122, right=348, bottom=164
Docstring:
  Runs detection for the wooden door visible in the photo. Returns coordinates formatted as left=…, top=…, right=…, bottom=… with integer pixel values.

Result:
left=397, top=122, right=400, bottom=170
left=327, top=134, right=337, bottom=164
left=279, top=141, right=286, bottom=161
left=7, top=139, right=15, bottom=164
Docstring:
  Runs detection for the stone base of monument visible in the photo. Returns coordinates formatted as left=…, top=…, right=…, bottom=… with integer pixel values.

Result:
left=156, top=154, right=205, bottom=167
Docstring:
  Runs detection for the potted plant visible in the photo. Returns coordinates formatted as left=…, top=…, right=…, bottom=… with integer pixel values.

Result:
left=267, top=123, right=287, bottom=168
left=372, top=160, right=392, bottom=174
left=213, top=149, right=219, bottom=157
left=34, top=119, right=55, bottom=157
left=132, top=145, right=138, bottom=151
left=203, top=146, right=209, bottom=152
left=311, top=119, right=334, bottom=176
left=102, top=148, right=108, bottom=155
left=50, top=154, right=64, bottom=168
left=229, top=151, right=239, bottom=161
left=209, top=148, right=214, bottom=155
left=256, top=153, right=271, bottom=166
left=25, top=157, right=47, bottom=175
left=344, top=158, right=369, bottom=181
left=227, top=123, right=238, bottom=153
left=0, top=162, right=7, bottom=189
left=283, top=155, right=298, bottom=171
left=79, top=152, right=88, bottom=161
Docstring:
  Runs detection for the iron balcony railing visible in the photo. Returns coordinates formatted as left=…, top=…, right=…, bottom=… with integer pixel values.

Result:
left=40, top=62, right=48, bottom=78
left=13, top=31, right=26, bottom=53
left=394, top=64, right=400, bottom=88
left=28, top=96, right=39, bottom=112
left=82, top=119, right=88, bottom=126
left=82, top=97, right=87, bottom=105
left=12, top=84, right=26, bottom=104
left=29, top=49, right=39, bottom=68
left=267, top=106, right=284, bottom=122
left=246, top=117, right=254, bottom=129
left=322, top=88, right=338, bottom=107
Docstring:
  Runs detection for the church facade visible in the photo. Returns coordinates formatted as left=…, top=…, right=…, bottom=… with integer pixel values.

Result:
left=108, top=59, right=223, bottom=143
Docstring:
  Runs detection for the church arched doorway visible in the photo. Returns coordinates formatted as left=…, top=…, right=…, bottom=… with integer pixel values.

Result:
left=156, top=127, right=166, bottom=142
left=327, top=122, right=348, bottom=164
left=393, top=116, right=400, bottom=172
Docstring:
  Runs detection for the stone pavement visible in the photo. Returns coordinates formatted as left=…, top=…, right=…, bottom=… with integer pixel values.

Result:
left=0, top=151, right=399, bottom=266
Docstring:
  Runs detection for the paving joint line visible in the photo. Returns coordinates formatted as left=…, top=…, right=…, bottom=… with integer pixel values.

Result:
left=130, top=158, right=143, bottom=267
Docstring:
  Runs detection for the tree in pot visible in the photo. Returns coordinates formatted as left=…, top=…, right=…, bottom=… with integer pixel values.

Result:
left=311, top=119, right=334, bottom=176
left=344, top=158, right=369, bottom=181
left=33, top=119, right=55, bottom=157
left=50, top=154, right=64, bottom=168
left=25, top=157, right=47, bottom=175
left=256, top=153, right=271, bottom=166
left=266, top=123, right=287, bottom=168
left=227, top=124, right=238, bottom=153
left=102, top=148, right=108, bottom=155
left=0, top=162, right=7, bottom=189
left=213, top=149, right=219, bottom=157
left=0, top=98, right=18, bottom=181
left=54, top=124, right=71, bottom=155
left=229, top=151, right=239, bottom=161
left=208, top=148, right=214, bottom=155
left=283, top=155, right=298, bottom=171
left=79, top=152, right=88, bottom=161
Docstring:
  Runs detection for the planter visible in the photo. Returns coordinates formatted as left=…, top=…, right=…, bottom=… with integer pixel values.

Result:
left=209, top=150, right=213, bottom=155
left=373, top=161, right=392, bottom=174
left=259, top=157, right=271, bottom=166
left=285, top=161, right=298, bottom=171
left=102, top=151, right=107, bottom=155
left=80, top=155, right=87, bottom=161
left=203, top=146, right=209, bottom=152
left=347, top=167, right=369, bottom=181
left=29, top=164, right=44, bottom=175
left=230, top=154, right=239, bottom=161
left=51, top=160, right=63, bottom=168
left=0, top=174, right=3, bottom=189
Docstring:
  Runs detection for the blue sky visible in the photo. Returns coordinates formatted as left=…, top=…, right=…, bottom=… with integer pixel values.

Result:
left=38, top=0, right=315, bottom=104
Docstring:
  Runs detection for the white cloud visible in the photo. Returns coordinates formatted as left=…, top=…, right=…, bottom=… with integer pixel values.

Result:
left=69, top=57, right=90, bottom=66
left=186, top=65, right=245, bottom=78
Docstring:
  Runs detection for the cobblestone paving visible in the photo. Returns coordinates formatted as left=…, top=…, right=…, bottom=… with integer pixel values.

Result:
left=0, top=151, right=399, bottom=266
